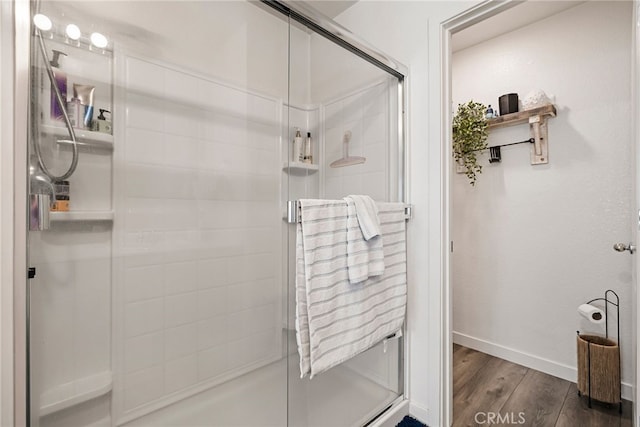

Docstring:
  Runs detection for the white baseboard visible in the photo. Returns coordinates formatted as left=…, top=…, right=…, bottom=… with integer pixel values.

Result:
left=409, top=401, right=429, bottom=424
left=453, top=332, right=633, bottom=400
left=369, top=399, right=409, bottom=427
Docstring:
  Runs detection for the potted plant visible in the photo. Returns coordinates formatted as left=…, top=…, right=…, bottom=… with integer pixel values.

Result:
left=452, top=101, right=489, bottom=186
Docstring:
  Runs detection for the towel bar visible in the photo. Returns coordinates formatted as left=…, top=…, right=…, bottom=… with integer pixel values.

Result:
left=285, top=200, right=412, bottom=224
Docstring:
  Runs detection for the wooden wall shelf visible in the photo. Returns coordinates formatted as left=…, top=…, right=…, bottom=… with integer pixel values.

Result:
left=487, top=104, right=557, bottom=130
left=487, top=104, right=557, bottom=165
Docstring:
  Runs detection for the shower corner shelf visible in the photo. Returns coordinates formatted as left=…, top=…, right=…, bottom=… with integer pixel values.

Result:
left=283, top=162, right=319, bottom=175
left=41, top=124, right=114, bottom=151
left=50, top=210, right=114, bottom=223
left=39, top=370, right=112, bottom=416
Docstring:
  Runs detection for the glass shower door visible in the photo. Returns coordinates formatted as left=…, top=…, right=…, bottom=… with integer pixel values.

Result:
left=27, top=2, right=289, bottom=426
left=26, top=1, right=405, bottom=425
left=286, top=16, right=404, bottom=427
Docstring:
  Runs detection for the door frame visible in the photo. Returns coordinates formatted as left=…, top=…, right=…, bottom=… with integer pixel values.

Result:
left=440, top=1, right=639, bottom=426
left=633, top=1, right=639, bottom=425
left=5, top=0, right=30, bottom=425
left=440, top=3, right=523, bottom=424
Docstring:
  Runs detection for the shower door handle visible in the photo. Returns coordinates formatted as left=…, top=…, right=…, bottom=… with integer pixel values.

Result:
left=613, top=242, right=635, bottom=254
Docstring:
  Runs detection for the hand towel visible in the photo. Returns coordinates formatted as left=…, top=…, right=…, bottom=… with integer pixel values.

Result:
left=344, top=195, right=381, bottom=240
left=344, top=197, right=384, bottom=284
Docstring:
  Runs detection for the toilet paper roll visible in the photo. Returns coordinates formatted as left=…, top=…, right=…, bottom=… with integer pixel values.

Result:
left=578, top=303, right=605, bottom=324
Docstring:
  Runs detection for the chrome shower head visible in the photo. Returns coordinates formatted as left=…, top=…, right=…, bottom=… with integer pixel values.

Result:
left=330, top=130, right=366, bottom=168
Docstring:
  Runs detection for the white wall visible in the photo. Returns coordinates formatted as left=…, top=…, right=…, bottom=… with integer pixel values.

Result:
left=336, top=2, right=478, bottom=424
left=451, top=0, right=633, bottom=395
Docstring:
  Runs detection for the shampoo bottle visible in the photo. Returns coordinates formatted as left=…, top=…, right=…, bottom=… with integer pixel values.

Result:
left=293, top=128, right=303, bottom=163
left=49, top=50, right=68, bottom=121
left=304, top=132, right=313, bottom=164
left=67, top=98, right=82, bottom=129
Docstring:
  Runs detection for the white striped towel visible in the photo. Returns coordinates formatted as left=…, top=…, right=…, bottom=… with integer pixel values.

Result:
left=344, top=197, right=384, bottom=284
left=344, top=195, right=381, bottom=240
left=295, top=199, right=407, bottom=378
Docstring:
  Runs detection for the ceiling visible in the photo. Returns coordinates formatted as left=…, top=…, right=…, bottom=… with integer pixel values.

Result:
left=452, top=1, right=585, bottom=52
left=299, top=1, right=584, bottom=51
left=303, top=1, right=358, bottom=19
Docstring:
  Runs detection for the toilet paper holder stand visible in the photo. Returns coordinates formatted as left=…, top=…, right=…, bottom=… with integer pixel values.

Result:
left=582, top=289, right=620, bottom=342
left=577, top=289, right=621, bottom=412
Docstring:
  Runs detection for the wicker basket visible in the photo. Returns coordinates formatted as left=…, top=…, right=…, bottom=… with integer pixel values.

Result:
left=577, top=334, right=620, bottom=404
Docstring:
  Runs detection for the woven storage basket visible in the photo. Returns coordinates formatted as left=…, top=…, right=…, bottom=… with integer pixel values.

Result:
left=577, top=334, right=620, bottom=404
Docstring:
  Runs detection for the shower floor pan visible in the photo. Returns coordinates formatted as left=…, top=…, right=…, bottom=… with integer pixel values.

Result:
left=123, top=356, right=398, bottom=427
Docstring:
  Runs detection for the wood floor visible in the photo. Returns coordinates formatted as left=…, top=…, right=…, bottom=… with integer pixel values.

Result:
left=453, top=345, right=632, bottom=427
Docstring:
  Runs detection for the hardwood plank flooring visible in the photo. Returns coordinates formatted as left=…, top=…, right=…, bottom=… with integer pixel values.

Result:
left=453, top=345, right=493, bottom=395
left=555, top=384, right=632, bottom=427
left=499, top=370, right=569, bottom=427
left=453, top=346, right=632, bottom=427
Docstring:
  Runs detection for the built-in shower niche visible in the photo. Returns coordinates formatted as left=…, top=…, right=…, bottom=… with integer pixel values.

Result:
left=35, top=36, right=114, bottom=219
left=37, top=37, right=113, bottom=137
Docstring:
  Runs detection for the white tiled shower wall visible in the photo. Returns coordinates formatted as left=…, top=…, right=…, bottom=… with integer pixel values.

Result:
left=114, top=56, right=283, bottom=422
left=322, top=80, right=394, bottom=202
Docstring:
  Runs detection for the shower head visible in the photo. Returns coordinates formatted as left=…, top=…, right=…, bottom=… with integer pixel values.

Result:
left=330, top=156, right=366, bottom=168
left=330, top=131, right=366, bottom=168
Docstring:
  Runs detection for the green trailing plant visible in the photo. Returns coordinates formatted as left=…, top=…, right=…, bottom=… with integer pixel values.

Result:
left=452, top=101, right=489, bottom=186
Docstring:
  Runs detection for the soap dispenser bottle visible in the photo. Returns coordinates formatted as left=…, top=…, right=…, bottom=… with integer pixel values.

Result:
left=49, top=50, right=68, bottom=121
left=94, top=109, right=112, bottom=134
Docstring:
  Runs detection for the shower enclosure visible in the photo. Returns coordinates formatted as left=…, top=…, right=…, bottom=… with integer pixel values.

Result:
left=24, top=1, right=407, bottom=426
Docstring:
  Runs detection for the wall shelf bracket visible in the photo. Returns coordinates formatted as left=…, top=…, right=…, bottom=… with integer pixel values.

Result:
left=529, top=115, right=548, bottom=165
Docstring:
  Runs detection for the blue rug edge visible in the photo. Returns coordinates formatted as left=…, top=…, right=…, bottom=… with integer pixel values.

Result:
left=395, top=415, right=427, bottom=427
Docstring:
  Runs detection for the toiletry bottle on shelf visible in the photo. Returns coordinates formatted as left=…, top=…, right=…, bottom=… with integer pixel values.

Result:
left=293, top=128, right=303, bottom=163
left=51, top=180, right=70, bottom=212
left=304, top=132, right=313, bottom=164
left=93, top=109, right=112, bottom=134
left=49, top=50, right=68, bottom=122
left=67, top=97, right=82, bottom=128
left=73, top=83, right=95, bottom=129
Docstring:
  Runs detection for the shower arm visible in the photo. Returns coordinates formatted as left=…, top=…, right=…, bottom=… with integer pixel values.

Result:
left=32, top=28, right=79, bottom=182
